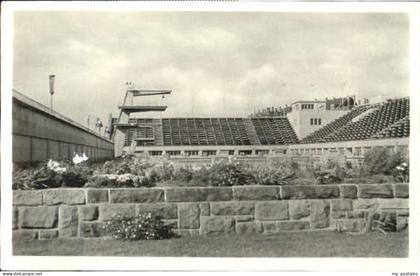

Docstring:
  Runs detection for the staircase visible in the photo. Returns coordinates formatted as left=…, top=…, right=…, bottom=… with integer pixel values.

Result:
left=243, top=118, right=261, bottom=145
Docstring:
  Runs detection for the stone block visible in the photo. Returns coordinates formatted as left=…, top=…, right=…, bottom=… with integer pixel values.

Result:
left=255, top=201, right=288, bottom=220
left=13, top=190, right=43, bottom=205
left=281, top=185, right=339, bottom=199
left=200, top=217, right=235, bottom=235
left=59, top=206, right=79, bottom=237
left=236, top=222, right=263, bottom=234
left=353, top=199, right=379, bottom=209
left=165, top=187, right=232, bottom=202
left=13, top=208, right=18, bottom=230
left=262, top=221, right=309, bottom=233
left=378, top=199, right=408, bottom=209
left=19, top=206, right=58, bottom=228
left=340, top=185, right=358, bottom=199
left=289, top=200, right=310, bottom=220
left=333, top=220, right=366, bottom=232
left=211, top=202, right=254, bottom=216
left=359, top=185, right=393, bottom=198
left=137, top=203, right=178, bottom=219
left=178, top=203, right=200, bottom=229
left=397, top=216, right=408, bottom=232
left=398, top=209, right=409, bottom=217
left=39, top=230, right=58, bottom=239
left=110, top=189, right=164, bottom=203
left=162, top=219, right=178, bottom=229
left=87, top=189, right=109, bottom=203
left=331, top=211, right=346, bottom=219
left=44, top=189, right=85, bottom=205
left=331, top=199, right=352, bottom=211
left=79, top=222, right=108, bottom=238
left=310, top=200, right=330, bottom=229
left=235, top=216, right=254, bottom=222
left=199, top=203, right=210, bottom=216
left=347, top=210, right=366, bottom=219
left=233, top=186, right=279, bottom=201
left=394, top=184, right=409, bottom=198
left=79, top=205, right=99, bottom=221
left=13, top=230, right=38, bottom=240
left=98, top=204, right=137, bottom=221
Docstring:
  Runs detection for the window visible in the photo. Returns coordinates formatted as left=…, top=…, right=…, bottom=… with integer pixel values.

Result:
left=256, top=150, right=269, bottom=156
left=167, top=151, right=181, bottom=156
left=310, top=118, right=322, bottom=125
left=203, top=150, right=217, bottom=156
left=239, top=150, right=252, bottom=156
left=228, top=150, right=235, bottom=155
left=185, top=151, right=199, bottom=156
left=149, top=151, right=162, bottom=156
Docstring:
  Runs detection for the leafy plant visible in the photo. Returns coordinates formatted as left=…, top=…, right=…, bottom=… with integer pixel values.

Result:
left=103, top=212, right=176, bottom=241
left=13, top=160, right=92, bottom=189
left=361, top=148, right=407, bottom=176
left=246, top=159, right=295, bottom=185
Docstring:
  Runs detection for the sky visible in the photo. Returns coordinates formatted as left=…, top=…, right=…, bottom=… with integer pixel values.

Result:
left=13, top=12, right=409, bottom=127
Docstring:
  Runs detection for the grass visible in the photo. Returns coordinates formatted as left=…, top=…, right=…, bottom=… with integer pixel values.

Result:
left=13, top=231, right=408, bottom=257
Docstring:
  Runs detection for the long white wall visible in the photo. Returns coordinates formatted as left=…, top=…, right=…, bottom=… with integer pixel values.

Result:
left=13, top=90, right=114, bottom=164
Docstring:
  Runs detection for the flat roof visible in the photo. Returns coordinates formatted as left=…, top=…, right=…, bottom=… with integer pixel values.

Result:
left=291, top=100, right=327, bottom=105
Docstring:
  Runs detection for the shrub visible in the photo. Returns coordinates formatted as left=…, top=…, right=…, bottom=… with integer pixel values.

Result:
left=13, top=160, right=92, bottom=190
left=246, top=159, right=295, bottom=185
left=61, top=164, right=92, bottom=187
left=203, top=159, right=254, bottom=186
left=13, top=163, right=61, bottom=190
left=312, top=156, right=344, bottom=184
left=85, top=173, right=154, bottom=188
left=103, top=212, right=176, bottom=241
left=361, top=148, right=407, bottom=176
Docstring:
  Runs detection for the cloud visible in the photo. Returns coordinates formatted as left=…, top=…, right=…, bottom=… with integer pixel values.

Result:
left=13, top=12, right=409, bottom=126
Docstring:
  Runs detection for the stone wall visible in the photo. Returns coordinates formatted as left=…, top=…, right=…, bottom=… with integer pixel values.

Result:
left=12, top=183, right=409, bottom=240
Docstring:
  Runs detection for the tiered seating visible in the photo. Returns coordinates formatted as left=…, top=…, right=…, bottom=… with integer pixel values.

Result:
left=372, top=116, right=409, bottom=139
left=161, top=118, right=251, bottom=146
left=124, top=127, right=154, bottom=146
left=250, top=118, right=299, bottom=145
left=323, top=98, right=409, bottom=142
left=300, top=104, right=373, bottom=144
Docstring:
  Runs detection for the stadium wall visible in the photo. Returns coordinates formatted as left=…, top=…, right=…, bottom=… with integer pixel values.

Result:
left=13, top=90, right=114, bottom=164
left=123, top=137, right=408, bottom=161
left=12, top=183, right=408, bottom=239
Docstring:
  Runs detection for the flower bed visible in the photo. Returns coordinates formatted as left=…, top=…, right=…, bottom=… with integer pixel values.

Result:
left=12, top=148, right=409, bottom=190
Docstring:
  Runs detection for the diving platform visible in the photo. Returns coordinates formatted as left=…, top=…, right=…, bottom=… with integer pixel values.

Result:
left=119, top=105, right=168, bottom=112
left=128, top=89, right=172, bottom=97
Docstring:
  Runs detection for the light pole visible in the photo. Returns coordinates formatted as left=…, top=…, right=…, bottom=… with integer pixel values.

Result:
left=49, top=75, right=55, bottom=112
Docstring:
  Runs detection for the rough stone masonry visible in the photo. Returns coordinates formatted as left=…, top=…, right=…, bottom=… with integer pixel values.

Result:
left=12, top=183, right=409, bottom=240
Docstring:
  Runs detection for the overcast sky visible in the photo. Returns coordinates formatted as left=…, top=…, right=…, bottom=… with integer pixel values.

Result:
left=13, top=12, right=408, bottom=126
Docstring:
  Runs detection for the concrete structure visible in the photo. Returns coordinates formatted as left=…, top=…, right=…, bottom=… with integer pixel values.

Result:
left=287, top=100, right=348, bottom=140
left=112, top=88, right=171, bottom=157
left=13, top=90, right=114, bottom=164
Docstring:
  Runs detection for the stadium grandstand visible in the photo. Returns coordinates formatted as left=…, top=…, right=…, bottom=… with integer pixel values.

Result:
left=110, top=88, right=409, bottom=160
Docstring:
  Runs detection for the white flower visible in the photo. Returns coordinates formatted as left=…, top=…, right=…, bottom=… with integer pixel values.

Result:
left=82, top=152, right=89, bottom=162
left=72, top=153, right=83, bottom=164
